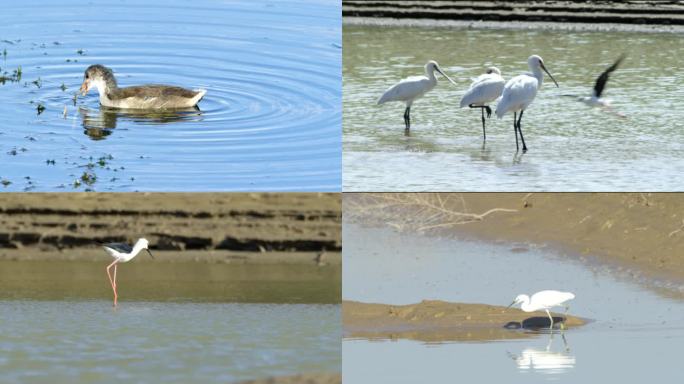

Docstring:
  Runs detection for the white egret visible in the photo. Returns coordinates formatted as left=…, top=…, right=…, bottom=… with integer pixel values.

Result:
left=562, top=54, right=626, bottom=117
left=495, top=55, right=559, bottom=152
left=102, top=238, right=154, bottom=307
left=460, top=67, right=505, bottom=141
left=507, top=290, right=575, bottom=329
left=377, top=60, right=458, bottom=133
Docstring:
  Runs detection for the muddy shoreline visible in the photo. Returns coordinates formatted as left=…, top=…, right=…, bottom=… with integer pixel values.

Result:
left=236, top=373, right=341, bottom=384
left=343, top=300, right=584, bottom=342
left=345, top=193, right=684, bottom=292
left=0, top=193, right=341, bottom=264
left=343, top=1, right=684, bottom=33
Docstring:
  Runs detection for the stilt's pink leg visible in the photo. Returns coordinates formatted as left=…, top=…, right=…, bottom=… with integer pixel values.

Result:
left=106, top=260, right=118, bottom=307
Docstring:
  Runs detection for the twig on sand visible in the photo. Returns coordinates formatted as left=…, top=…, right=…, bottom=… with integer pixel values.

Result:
left=668, top=219, right=684, bottom=238
left=345, top=193, right=517, bottom=232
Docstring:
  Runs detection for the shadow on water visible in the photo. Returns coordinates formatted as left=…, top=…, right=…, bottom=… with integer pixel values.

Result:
left=79, top=106, right=203, bottom=140
left=504, top=316, right=569, bottom=330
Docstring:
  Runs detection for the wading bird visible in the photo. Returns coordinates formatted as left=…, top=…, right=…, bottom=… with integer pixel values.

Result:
left=102, top=238, right=154, bottom=306
left=377, top=60, right=458, bottom=134
left=80, top=64, right=206, bottom=109
left=460, top=67, right=505, bottom=141
left=507, top=290, right=575, bottom=329
left=495, top=55, right=559, bottom=152
left=562, top=54, right=626, bottom=117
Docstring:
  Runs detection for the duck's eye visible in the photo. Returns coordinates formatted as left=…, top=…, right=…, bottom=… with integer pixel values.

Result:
left=85, top=74, right=89, bottom=79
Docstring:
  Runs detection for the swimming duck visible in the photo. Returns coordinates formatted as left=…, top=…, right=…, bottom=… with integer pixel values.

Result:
left=79, top=64, right=206, bottom=109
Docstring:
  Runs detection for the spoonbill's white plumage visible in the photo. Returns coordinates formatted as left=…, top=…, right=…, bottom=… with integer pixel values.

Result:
left=495, top=55, right=559, bottom=152
left=377, top=60, right=458, bottom=133
left=563, top=54, right=626, bottom=117
left=102, top=238, right=154, bottom=307
left=507, top=290, right=575, bottom=329
left=460, top=66, right=505, bottom=141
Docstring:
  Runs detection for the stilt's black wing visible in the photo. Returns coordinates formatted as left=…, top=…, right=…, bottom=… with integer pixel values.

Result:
left=593, top=54, right=625, bottom=98
left=103, top=242, right=133, bottom=253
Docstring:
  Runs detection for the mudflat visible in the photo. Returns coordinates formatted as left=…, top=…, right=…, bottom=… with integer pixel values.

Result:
left=345, top=193, right=684, bottom=288
left=237, top=373, right=341, bottom=384
left=343, top=300, right=584, bottom=342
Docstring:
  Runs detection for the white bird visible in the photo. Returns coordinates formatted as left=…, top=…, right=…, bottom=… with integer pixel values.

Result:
left=495, top=55, right=559, bottom=152
left=460, top=67, right=505, bottom=141
left=562, top=54, right=626, bottom=117
left=507, top=290, right=575, bottom=329
left=102, top=238, right=154, bottom=307
left=377, top=60, right=458, bottom=134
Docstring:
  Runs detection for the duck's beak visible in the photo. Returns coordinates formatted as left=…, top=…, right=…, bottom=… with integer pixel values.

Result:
left=146, top=249, right=154, bottom=259
left=79, top=80, right=90, bottom=96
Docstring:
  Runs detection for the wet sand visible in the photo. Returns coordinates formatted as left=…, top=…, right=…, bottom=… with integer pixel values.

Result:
left=343, top=1, right=684, bottom=33
left=345, top=193, right=684, bottom=288
left=344, top=300, right=584, bottom=342
left=0, top=193, right=340, bottom=264
left=237, top=373, right=341, bottom=384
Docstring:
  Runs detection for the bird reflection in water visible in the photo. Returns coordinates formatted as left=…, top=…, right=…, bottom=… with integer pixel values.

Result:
left=79, top=106, right=203, bottom=140
left=508, top=332, right=575, bottom=375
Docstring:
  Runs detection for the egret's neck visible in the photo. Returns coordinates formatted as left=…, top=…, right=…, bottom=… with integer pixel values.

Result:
left=520, top=297, right=533, bottom=312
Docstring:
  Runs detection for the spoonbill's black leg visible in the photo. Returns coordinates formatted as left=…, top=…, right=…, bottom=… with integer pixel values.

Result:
left=517, top=110, right=527, bottom=152
left=403, top=106, right=411, bottom=133
left=468, top=104, right=490, bottom=141
left=513, top=112, right=519, bottom=151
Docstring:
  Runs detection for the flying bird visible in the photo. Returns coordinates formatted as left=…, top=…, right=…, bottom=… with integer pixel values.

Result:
left=563, top=54, right=626, bottom=117
left=378, top=60, right=458, bottom=134
left=460, top=67, right=505, bottom=141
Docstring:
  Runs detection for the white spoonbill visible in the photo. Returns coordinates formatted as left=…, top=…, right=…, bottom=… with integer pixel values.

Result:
left=562, top=54, right=626, bottom=117
left=102, top=238, right=154, bottom=307
left=377, top=60, right=458, bottom=133
left=460, top=66, right=505, bottom=141
left=507, top=290, right=575, bottom=329
left=495, top=55, right=559, bottom=152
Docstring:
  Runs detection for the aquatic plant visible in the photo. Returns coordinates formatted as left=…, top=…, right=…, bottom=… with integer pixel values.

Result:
left=36, top=103, right=45, bottom=115
left=60, top=83, right=67, bottom=91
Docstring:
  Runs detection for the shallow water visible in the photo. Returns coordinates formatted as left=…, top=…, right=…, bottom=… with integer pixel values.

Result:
left=0, top=0, right=341, bottom=191
left=343, top=223, right=684, bottom=383
left=1, top=301, right=340, bottom=383
left=0, top=260, right=341, bottom=304
left=343, top=26, right=684, bottom=191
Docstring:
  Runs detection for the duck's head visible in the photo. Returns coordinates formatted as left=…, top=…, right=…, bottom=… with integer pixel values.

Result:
left=80, top=64, right=117, bottom=96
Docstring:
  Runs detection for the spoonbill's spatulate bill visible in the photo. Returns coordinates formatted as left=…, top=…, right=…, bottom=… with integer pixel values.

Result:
left=495, top=55, right=559, bottom=152
left=460, top=67, right=505, bottom=141
left=80, top=64, right=207, bottom=109
left=507, top=290, right=575, bottom=329
left=563, top=54, right=626, bottom=117
left=377, top=60, right=458, bottom=134
left=102, top=238, right=154, bottom=307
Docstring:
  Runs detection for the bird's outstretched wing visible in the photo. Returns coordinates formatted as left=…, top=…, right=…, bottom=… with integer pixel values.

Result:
left=103, top=242, right=133, bottom=253
left=593, top=54, right=625, bottom=98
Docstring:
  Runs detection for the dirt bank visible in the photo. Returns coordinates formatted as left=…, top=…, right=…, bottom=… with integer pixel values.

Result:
left=343, top=300, right=584, bottom=342
left=343, top=1, right=684, bottom=32
left=236, top=373, right=341, bottom=384
left=344, top=193, right=684, bottom=288
left=0, top=193, right=340, bottom=264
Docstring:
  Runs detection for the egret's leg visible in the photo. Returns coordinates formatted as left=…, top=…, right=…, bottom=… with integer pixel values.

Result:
left=403, top=106, right=411, bottom=132
left=106, top=260, right=118, bottom=307
left=517, top=110, right=527, bottom=152
left=546, top=309, right=554, bottom=329
left=513, top=112, right=519, bottom=151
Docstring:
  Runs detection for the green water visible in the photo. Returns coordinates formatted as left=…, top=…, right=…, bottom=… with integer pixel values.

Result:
left=343, top=25, right=684, bottom=191
left=0, top=260, right=341, bottom=303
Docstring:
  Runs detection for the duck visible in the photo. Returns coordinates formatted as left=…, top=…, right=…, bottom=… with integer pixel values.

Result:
left=79, top=64, right=206, bottom=109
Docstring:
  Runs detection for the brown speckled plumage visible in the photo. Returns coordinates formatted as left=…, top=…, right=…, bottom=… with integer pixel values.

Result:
left=80, top=64, right=206, bottom=109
